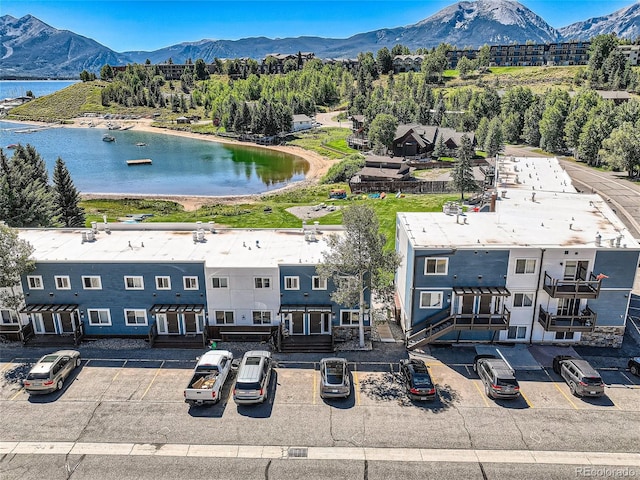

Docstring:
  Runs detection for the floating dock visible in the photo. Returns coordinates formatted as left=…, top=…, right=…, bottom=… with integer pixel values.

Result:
left=126, top=158, right=152, bottom=165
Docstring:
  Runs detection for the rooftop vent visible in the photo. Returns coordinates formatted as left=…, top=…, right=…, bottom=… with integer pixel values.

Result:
left=595, top=232, right=602, bottom=247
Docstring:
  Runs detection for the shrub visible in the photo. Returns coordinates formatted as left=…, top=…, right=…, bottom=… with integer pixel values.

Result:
left=320, top=154, right=365, bottom=184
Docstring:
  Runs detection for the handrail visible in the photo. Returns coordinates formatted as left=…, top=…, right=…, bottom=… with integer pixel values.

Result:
left=538, top=305, right=597, bottom=329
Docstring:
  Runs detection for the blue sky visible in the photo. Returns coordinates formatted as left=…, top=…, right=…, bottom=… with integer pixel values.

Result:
left=3, top=0, right=637, bottom=52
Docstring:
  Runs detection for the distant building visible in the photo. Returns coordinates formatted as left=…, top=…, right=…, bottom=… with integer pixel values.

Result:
left=617, top=45, right=640, bottom=66
left=291, top=114, right=313, bottom=132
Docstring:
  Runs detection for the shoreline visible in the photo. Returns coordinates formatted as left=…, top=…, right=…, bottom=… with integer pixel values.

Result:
left=3, top=116, right=335, bottom=211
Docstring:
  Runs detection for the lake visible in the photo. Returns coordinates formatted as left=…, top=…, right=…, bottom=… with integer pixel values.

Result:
left=1, top=121, right=309, bottom=196
left=0, top=80, right=79, bottom=99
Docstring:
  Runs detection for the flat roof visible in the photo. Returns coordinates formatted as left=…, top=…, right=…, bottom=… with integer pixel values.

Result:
left=18, top=226, right=341, bottom=268
left=399, top=157, right=639, bottom=250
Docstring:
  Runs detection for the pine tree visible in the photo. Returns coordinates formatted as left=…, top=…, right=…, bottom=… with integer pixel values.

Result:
left=1, top=145, right=54, bottom=227
left=452, top=134, right=478, bottom=201
left=433, top=134, right=447, bottom=159
left=53, top=157, right=85, bottom=227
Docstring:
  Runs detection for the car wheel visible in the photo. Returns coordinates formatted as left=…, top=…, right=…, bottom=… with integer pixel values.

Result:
left=569, top=381, right=578, bottom=396
left=56, top=380, right=63, bottom=391
left=484, top=383, right=492, bottom=399
left=75, top=357, right=81, bottom=368
left=631, top=364, right=639, bottom=376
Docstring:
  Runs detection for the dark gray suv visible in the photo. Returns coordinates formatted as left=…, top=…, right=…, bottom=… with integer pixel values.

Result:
left=473, top=354, right=520, bottom=400
left=553, top=356, right=604, bottom=397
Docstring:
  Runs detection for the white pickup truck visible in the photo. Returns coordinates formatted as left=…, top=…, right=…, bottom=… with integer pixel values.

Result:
left=184, top=350, right=234, bottom=406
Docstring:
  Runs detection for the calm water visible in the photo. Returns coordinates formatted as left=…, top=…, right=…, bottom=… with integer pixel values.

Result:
left=0, top=80, right=78, bottom=99
left=0, top=121, right=309, bottom=195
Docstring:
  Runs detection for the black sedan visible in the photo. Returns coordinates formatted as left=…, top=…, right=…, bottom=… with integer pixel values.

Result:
left=629, top=357, right=640, bottom=377
left=400, top=358, right=436, bottom=401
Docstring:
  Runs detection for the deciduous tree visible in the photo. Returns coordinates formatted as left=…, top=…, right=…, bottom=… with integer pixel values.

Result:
left=316, top=205, right=401, bottom=347
left=0, top=224, right=35, bottom=317
left=368, top=113, right=398, bottom=154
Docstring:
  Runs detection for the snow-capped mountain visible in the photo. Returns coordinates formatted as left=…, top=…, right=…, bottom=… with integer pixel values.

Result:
left=1, top=1, right=639, bottom=79
left=559, top=2, right=640, bottom=41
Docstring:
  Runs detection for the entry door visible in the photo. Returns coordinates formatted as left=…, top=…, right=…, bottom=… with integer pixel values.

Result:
left=462, top=296, right=475, bottom=314
left=183, top=313, right=201, bottom=334
left=157, top=313, right=181, bottom=335
left=287, top=312, right=305, bottom=335
left=478, top=296, right=492, bottom=315
left=58, top=312, right=75, bottom=334
left=33, top=312, right=57, bottom=334
left=308, top=312, right=330, bottom=334
left=564, top=261, right=589, bottom=281
left=558, top=298, right=580, bottom=316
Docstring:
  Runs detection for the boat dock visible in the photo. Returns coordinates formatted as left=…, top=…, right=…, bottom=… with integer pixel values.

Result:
left=126, top=158, right=152, bottom=165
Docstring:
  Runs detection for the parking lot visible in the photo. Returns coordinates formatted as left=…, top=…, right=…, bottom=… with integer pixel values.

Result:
left=1, top=354, right=638, bottom=413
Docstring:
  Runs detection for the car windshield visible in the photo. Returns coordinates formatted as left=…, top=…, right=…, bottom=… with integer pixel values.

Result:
left=497, top=378, right=518, bottom=387
left=325, top=363, right=345, bottom=384
left=27, top=372, right=50, bottom=380
left=412, top=374, right=432, bottom=388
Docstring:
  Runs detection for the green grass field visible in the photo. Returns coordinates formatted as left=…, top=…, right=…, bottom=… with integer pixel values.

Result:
left=81, top=189, right=459, bottom=250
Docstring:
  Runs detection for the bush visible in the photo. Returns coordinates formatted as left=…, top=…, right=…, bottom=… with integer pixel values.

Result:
left=320, top=154, right=365, bottom=184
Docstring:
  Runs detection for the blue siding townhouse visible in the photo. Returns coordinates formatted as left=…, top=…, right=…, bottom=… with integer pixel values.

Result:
left=396, top=157, right=640, bottom=350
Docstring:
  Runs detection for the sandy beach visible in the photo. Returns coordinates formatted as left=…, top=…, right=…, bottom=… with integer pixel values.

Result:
left=9, top=116, right=335, bottom=211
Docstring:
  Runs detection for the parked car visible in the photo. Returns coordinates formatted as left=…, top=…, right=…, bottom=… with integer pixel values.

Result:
left=232, top=350, right=273, bottom=405
left=23, top=350, right=81, bottom=394
left=319, top=357, right=351, bottom=399
left=629, top=357, right=640, bottom=377
left=473, top=354, right=520, bottom=400
left=184, top=350, right=234, bottom=406
left=553, top=355, right=604, bottom=397
left=399, top=358, right=436, bottom=401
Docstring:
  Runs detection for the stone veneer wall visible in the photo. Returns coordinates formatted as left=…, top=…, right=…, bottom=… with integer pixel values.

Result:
left=579, top=326, right=625, bottom=348
left=333, top=326, right=371, bottom=343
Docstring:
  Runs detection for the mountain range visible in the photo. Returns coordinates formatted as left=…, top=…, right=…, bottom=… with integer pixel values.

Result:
left=1, top=0, right=639, bottom=79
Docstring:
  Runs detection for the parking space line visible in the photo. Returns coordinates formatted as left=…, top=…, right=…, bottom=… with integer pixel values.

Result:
left=353, top=365, right=361, bottom=406
left=1, top=361, right=16, bottom=373
left=520, top=390, right=534, bottom=408
left=140, top=360, right=165, bottom=401
left=472, top=380, right=491, bottom=407
left=620, top=372, right=640, bottom=386
left=542, top=367, right=580, bottom=410
left=10, top=388, right=24, bottom=401
left=312, top=369, right=317, bottom=405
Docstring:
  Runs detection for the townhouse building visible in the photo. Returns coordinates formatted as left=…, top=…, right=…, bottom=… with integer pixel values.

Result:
left=396, top=157, right=639, bottom=350
left=7, top=224, right=368, bottom=350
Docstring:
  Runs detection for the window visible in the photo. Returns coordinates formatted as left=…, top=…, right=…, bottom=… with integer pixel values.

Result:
left=55, top=276, right=70, bottom=290
left=124, top=276, right=144, bottom=290
left=515, top=259, right=536, bottom=274
left=1, top=309, right=19, bottom=324
left=424, top=258, right=448, bottom=275
left=340, top=310, right=360, bottom=326
left=155, top=276, right=171, bottom=290
left=254, top=277, right=271, bottom=289
left=215, top=311, right=234, bottom=324
left=211, top=277, right=228, bottom=289
left=507, top=326, right=527, bottom=339
left=124, top=309, right=147, bottom=326
left=513, top=293, right=534, bottom=307
left=284, top=276, right=299, bottom=290
left=27, top=276, right=43, bottom=290
left=420, top=291, right=443, bottom=308
left=183, top=276, right=198, bottom=290
left=252, top=311, right=272, bottom=325
left=555, top=331, right=575, bottom=340
left=82, top=276, right=102, bottom=290
left=312, top=276, right=327, bottom=290
left=87, top=309, right=111, bottom=326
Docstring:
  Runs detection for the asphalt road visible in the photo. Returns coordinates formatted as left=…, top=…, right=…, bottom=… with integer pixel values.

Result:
left=1, top=343, right=639, bottom=480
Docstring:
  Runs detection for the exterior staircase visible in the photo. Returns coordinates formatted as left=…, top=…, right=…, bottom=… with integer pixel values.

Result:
left=407, top=308, right=455, bottom=350
left=280, top=334, right=334, bottom=353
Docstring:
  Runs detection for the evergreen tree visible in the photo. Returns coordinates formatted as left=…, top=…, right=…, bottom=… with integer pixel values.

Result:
left=452, top=134, right=478, bottom=201
left=475, top=117, right=490, bottom=149
left=433, top=135, right=447, bottom=159
left=483, top=117, right=503, bottom=158
left=52, top=157, right=85, bottom=227
left=376, top=47, right=393, bottom=75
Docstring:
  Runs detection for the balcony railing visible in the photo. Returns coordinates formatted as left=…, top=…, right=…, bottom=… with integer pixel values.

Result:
left=450, top=307, right=511, bottom=330
left=538, top=305, right=597, bottom=332
left=542, top=271, right=601, bottom=298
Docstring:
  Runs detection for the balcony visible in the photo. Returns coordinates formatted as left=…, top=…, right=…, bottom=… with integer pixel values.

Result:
left=538, top=305, right=597, bottom=333
left=542, top=271, right=601, bottom=299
